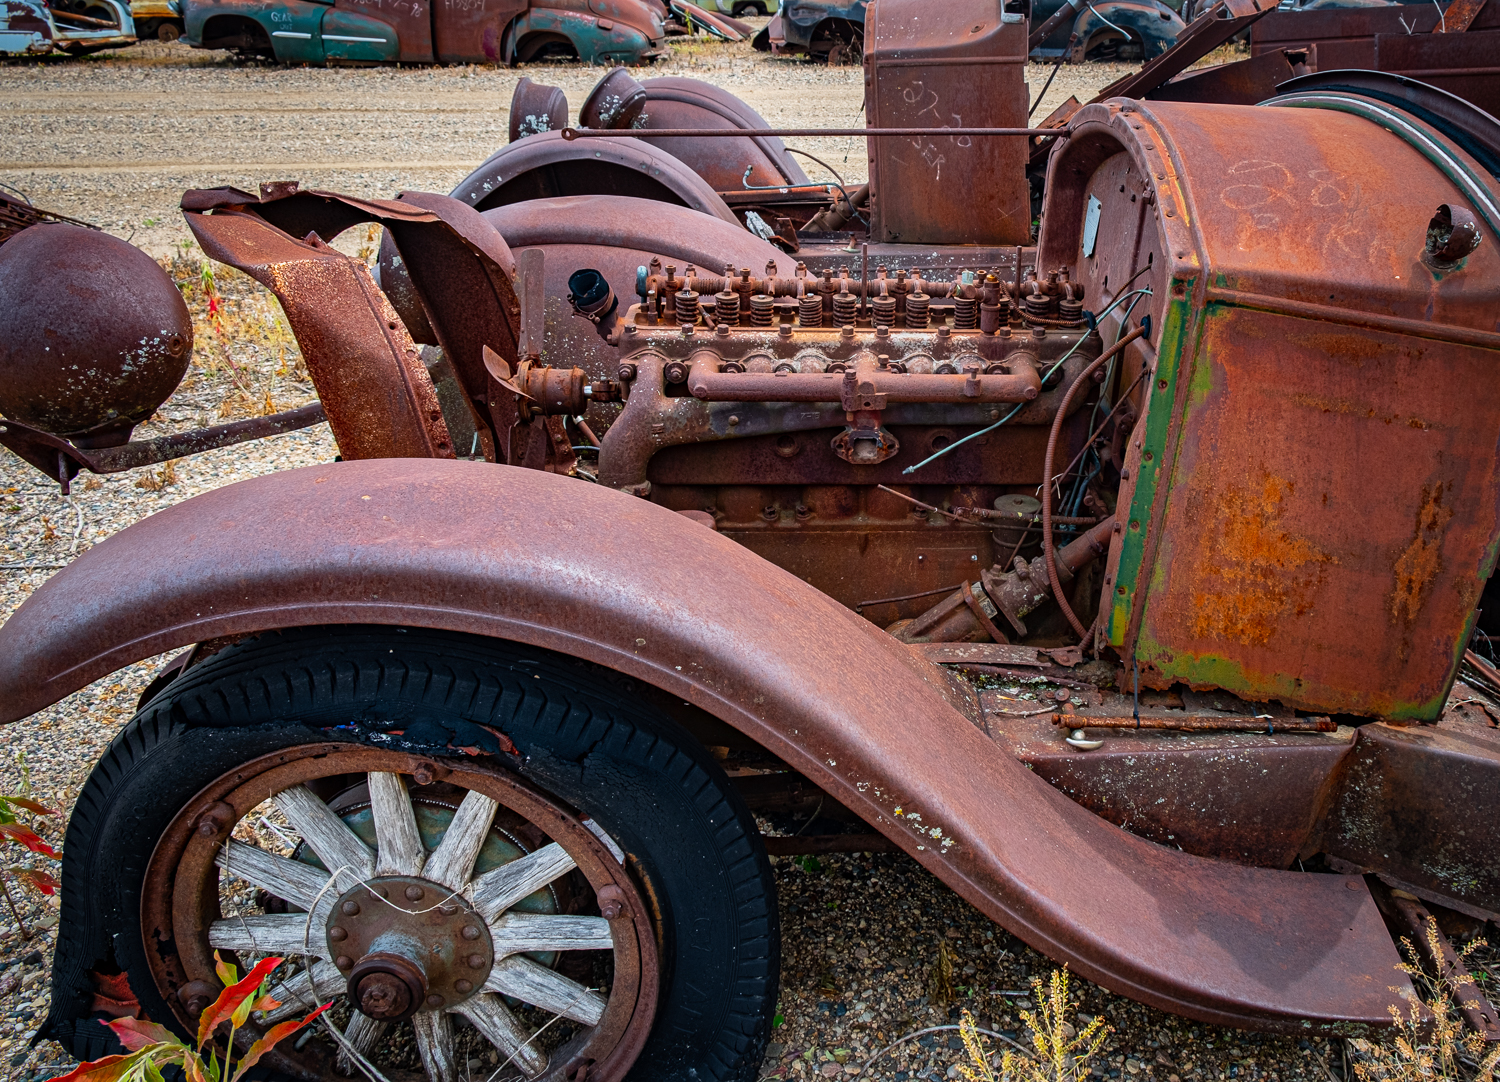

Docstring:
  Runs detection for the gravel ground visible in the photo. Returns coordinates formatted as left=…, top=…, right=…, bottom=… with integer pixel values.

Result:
left=0, top=33, right=1455, bottom=1082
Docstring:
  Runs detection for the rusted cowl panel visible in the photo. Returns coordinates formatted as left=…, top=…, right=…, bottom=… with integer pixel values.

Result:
left=0, top=458, right=1408, bottom=1031
left=864, top=0, right=1030, bottom=246
left=0, top=223, right=192, bottom=447
left=448, top=130, right=738, bottom=223
left=476, top=194, right=794, bottom=384
left=1039, top=94, right=1500, bottom=719
left=578, top=69, right=811, bottom=191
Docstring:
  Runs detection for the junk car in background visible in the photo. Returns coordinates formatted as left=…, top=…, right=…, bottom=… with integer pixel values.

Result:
left=179, top=0, right=666, bottom=64
left=4, top=0, right=1500, bottom=1080
left=0, top=0, right=134, bottom=54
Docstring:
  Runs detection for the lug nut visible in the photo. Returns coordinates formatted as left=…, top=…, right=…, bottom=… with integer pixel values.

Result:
left=341, top=900, right=361, bottom=916
left=455, top=979, right=473, bottom=994
left=462, top=925, right=482, bottom=940
left=405, top=885, right=424, bottom=901
left=336, top=956, right=354, bottom=970
left=329, top=926, right=348, bottom=942
left=597, top=884, right=626, bottom=920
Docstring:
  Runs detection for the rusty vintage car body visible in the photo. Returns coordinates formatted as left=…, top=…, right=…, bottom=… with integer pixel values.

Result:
left=2, top=0, right=1500, bottom=1078
left=178, top=0, right=666, bottom=64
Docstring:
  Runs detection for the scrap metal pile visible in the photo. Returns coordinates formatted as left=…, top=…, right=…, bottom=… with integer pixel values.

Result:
left=2, top=0, right=1500, bottom=1079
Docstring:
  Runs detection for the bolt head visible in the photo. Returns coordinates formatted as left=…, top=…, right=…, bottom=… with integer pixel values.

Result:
left=468, top=953, right=486, bottom=969
left=438, top=904, right=458, bottom=916
left=336, top=955, right=354, bottom=970
left=405, top=885, right=424, bottom=902
left=341, top=900, right=361, bottom=916
left=462, top=925, right=482, bottom=941
left=426, top=993, right=445, bottom=1009
left=455, top=979, right=473, bottom=994
left=329, top=926, right=348, bottom=942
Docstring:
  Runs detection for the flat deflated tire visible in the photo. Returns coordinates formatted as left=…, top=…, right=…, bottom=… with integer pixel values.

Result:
left=45, top=626, right=779, bottom=1082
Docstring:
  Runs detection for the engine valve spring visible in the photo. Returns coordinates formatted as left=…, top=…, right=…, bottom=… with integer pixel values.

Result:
left=1058, top=297, right=1084, bottom=323
left=715, top=289, right=740, bottom=326
left=749, top=294, right=775, bottom=327
left=832, top=291, right=858, bottom=327
left=953, top=295, right=979, bottom=330
left=1024, top=292, right=1058, bottom=320
left=798, top=294, right=824, bottom=327
left=905, top=291, right=931, bottom=329
left=675, top=289, right=699, bottom=326
left=870, top=294, right=897, bottom=328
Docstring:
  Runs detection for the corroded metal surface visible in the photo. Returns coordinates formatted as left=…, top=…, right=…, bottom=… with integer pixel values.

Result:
left=0, top=458, right=1410, bottom=1031
left=864, top=0, right=1030, bottom=246
left=0, top=223, right=192, bottom=447
left=1039, top=92, right=1500, bottom=719
left=447, top=130, right=738, bottom=222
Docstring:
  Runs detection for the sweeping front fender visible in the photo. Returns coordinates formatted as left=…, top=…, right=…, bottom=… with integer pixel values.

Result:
left=0, top=459, right=1406, bottom=1032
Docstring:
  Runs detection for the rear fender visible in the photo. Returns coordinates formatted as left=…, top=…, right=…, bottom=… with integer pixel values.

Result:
left=0, top=459, right=1408, bottom=1032
left=1069, top=0, right=1184, bottom=58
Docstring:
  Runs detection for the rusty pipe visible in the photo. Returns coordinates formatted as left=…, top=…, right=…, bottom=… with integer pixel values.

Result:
left=1043, top=324, right=1149, bottom=640
left=686, top=367, right=1041, bottom=404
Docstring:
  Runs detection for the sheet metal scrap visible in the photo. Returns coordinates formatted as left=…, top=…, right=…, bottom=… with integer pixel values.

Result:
left=0, top=190, right=99, bottom=246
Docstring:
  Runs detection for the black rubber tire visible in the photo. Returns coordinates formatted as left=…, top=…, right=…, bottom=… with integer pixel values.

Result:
left=45, top=625, right=779, bottom=1082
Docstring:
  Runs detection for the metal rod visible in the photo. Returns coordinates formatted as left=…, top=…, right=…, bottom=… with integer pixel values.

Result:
left=561, top=127, right=1070, bottom=140
left=1053, top=715, right=1337, bottom=732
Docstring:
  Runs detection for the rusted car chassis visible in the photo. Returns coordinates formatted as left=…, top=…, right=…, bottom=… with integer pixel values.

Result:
left=2, top=1, right=1500, bottom=1078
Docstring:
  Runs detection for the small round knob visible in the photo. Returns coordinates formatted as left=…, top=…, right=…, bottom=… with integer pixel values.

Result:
left=341, top=900, right=361, bottom=916
left=468, top=953, right=486, bottom=969
left=455, top=979, right=473, bottom=994
left=462, top=925, right=482, bottom=941
left=405, top=885, right=424, bottom=902
left=426, top=994, right=445, bottom=1009
left=336, top=955, right=354, bottom=970
left=329, top=926, right=348, bottom=942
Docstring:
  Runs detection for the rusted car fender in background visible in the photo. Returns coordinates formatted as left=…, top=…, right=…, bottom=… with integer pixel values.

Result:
left=578, top=69, right=813, bottom=191
left=447, top=130, right=738, bottom=222
left=0, top=459, right=1408, bottom=1032
left=1064, top=0, right=1185, bottom=61
left=502, top=0, right=666, bottom=64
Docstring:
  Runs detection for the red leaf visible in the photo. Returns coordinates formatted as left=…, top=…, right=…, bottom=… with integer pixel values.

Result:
left=49, top=1049, right=160, bottom=1082
left=13, top=867, right=58, bottom=895
left=89, top=970, right=142, bottom=1020
left=196, top=956, right=284, bottom=1050
left=0, top=823, right=56, bottom=857
left=228, top=1002, right=330, bottom=1082
left=106, top=1016, right=179, bottom=1052
left=2, top=797, right=55, bottom=816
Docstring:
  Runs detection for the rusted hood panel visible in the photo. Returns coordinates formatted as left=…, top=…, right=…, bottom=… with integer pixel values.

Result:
left=0, top=460, right=1407, bottom=1030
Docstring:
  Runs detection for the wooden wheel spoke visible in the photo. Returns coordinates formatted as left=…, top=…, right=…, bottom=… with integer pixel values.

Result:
left=335, top=1011, right=389, bottom=1077
left=412, top=1008, right=460, bottom=1082
left=208, top=912, right=327, bottom=958
left=214, top=839, right=335, bottom=912
left=369, top=771, right=426, bottom=877
left=470, top=842, right=576, bottom=922
left=257, top=960, right=341, bottom=1025
left=423, top=790, right=498, bottom=892
left=272, top=783, right=376, bottom=881
left=485, top=955, right=607, bottom=1026
left=491, top=912, right=614, bottom=957
left=454, top=993, right=549, bottom=1078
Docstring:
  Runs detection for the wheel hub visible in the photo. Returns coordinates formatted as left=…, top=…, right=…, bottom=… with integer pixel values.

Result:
left=325, top=874, right=493, bottom=1020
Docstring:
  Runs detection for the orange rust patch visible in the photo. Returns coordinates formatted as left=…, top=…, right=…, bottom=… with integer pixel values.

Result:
left=1189, top=474, right=1336, bottom=647
left=1390, top=482, right=1454, bottom=623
